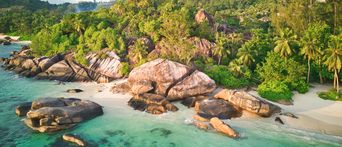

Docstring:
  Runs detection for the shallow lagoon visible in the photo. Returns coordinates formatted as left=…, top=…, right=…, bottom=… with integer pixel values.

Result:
left=1, top=44, right=341, bottom=147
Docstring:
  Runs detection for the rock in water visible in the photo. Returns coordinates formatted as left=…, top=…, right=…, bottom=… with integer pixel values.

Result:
left=280, top=112, right=298, bottom=119
left=196, top=99, right=240, bottom=119
left=62, top=134, right=87, bottom=146
left=24, top=98, right=103, bottom=133
left=66, top=89, right=83, bottom=93
left=167, top=70, right=216, bottom=101
left=209, top=117, right=239, bottom=138
left=275, top=117, right=284, bottom=125
left=192, top=121, right=209, bottom=130
left=128, top=93, right=178, bottom=115
left=15, top=102, right=32, bottom=116
left=214, top=89, right=280, bottom=117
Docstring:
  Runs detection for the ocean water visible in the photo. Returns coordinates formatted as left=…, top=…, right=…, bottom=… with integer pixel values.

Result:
left=1, top=43, right=342, bottom=147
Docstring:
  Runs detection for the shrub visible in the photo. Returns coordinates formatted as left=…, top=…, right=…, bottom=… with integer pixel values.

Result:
left=257, top=80, right=293, bottom=102
left=318, top=89, right=342, bottom=101
left=119, top=62, right=130, bottom=77
left=204, top=65, right=251, bottom=89
left=289, top=80, right=309, bottom=94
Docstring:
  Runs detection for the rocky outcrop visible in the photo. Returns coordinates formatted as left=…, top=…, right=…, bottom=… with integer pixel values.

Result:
left=128, top=93, right=178, bottom=114
left=181, top=96, right=207, bottom=108
left=131, top=80, right=154, bottom=95
left=214, top=89, right=280, bottom=117
left=195, top=99, right=240, bottom=119
left=86, top=50, right=123, bottom=83
left=189, top=37, right=215, bottom=57
left=167, top=70, right=216, bottom=101
left=2, top=48, right=123, bottom=83
left=21, top=98, right=103, bottom=133
left=209, top=117, right=239, bottom=138
left=128, top=59, right=192, bottom=96
left=15, top=102, right=32, bottom=116
left=195, top=9, right=214, bottom=26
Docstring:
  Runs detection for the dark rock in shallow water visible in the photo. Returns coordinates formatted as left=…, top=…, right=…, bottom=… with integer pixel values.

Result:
left=15, top=102, right=32, bottom=116
left=128, top=93, right=178, bottom=114
left=66, top=89, right=83, bottom=93
left=181, top=96, right=207, bottom=108
left=105, top=130, right=125, bottom=137
left=150, top=128, right=172, bottom=137
left=3, top=41, right=11, bottom=45
left=280, top=112, right=298, bottom=119
left=196, top=99, right=241, bottom=119
left=275, top=117, right=284, bottom=125
left=23, top=98, right=103, bottom=132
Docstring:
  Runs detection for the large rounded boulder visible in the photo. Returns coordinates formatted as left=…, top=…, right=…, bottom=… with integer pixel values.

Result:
left=195, top=99, right=240, bottom=119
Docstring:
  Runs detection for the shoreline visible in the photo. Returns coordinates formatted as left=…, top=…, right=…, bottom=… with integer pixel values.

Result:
left=59, top=80, right=342, bottom=138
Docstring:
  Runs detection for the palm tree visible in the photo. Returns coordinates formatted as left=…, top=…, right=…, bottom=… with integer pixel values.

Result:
left=274, top=28, right=297, bottom=59
left=323, top=35, right=341, bottom=93
left=228, top=59, right=243, bottom=75
left=300, top=32, right=322, bottom=83
left=213, top=33, right=230, bottom=65
left=237, top=41, right=256, bottom=66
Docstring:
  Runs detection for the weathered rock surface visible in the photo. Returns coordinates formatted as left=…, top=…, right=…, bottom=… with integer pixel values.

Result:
left=111, top=81, right=131, bottom=94
left=209, top=117, right=239, bottom=138
left=192, top=121, right=209, bottom=130
left=131, top=80, right=154, bottom=95
left=196, top=99, right=240, bottom=119
left=181, top=96, right=207, bottom=108
left=86, top=50, right=123, bottom=83
left=22, top=98, right=103, bottom=133
left=62, top=134, right=87, bottom=146
left=128, top=59, right=191, bottom=96
left=167, top=70, right=216, bottom=101
left=15, top=102, right=32, bottom=116
left=2, top=48, right=123, bottom=83
left=195, top=9, right=214, bottom=26
left=214, top=89, right=281, bottom=117
left=128, top=93, right=178, bottom=115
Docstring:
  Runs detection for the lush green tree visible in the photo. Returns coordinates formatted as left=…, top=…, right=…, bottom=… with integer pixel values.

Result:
left=274, top=28, right=297, bottom=59
left=213, top=33, right=229, bottom=65
left=300, top=22, right=330, bottom=83
left=323, top=35, right=342, bottom=93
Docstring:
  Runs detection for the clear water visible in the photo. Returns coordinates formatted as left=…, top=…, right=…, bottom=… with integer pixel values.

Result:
left=1, top=43, right=342, bottom=147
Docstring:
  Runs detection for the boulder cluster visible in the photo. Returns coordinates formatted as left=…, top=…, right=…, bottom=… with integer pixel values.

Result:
left=0, top=48, right=123, bottom=83
left=112, top=59, right=217, bottom=114
left=16, top=98, right=103, bottom=133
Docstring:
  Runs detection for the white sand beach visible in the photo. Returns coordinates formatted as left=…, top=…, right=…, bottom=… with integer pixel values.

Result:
left=249, top=84, right=342, bottom=137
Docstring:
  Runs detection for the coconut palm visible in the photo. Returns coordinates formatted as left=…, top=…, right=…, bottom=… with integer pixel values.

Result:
left=228, top=59, right=243, bottom=75
left=237, top=41, right=256, bottom=66
left=213, top=33, right=230, bottom=65
left=323, top=35, right=341, bottom=93
left=300, top=32, right=322, bottom=83
left=274, top=28, right=297, bottom=59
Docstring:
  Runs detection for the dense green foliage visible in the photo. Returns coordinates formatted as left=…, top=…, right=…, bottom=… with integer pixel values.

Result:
left=257, top=80, right=293, bottom=102
left=0, top=0, right=74, bottom=39
left=3, top=0, right=342, bottom=102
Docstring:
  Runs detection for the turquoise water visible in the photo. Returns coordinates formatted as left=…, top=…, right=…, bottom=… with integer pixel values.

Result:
left=1, top=43, right=342, bottom=147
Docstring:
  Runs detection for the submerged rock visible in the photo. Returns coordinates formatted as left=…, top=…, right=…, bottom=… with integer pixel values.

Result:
left=196, top=99, right=240, bottom=119
left=214, top=89, right=281, bottom=117
left=150, top=128, right=172, bottom=137
left=209, top=117, right=239, bottom=138
left=62, top=134, right=87, bottom=146
left=24, top=98, right=103, bottom=133
left=128, top=93, right=178, bottom=115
